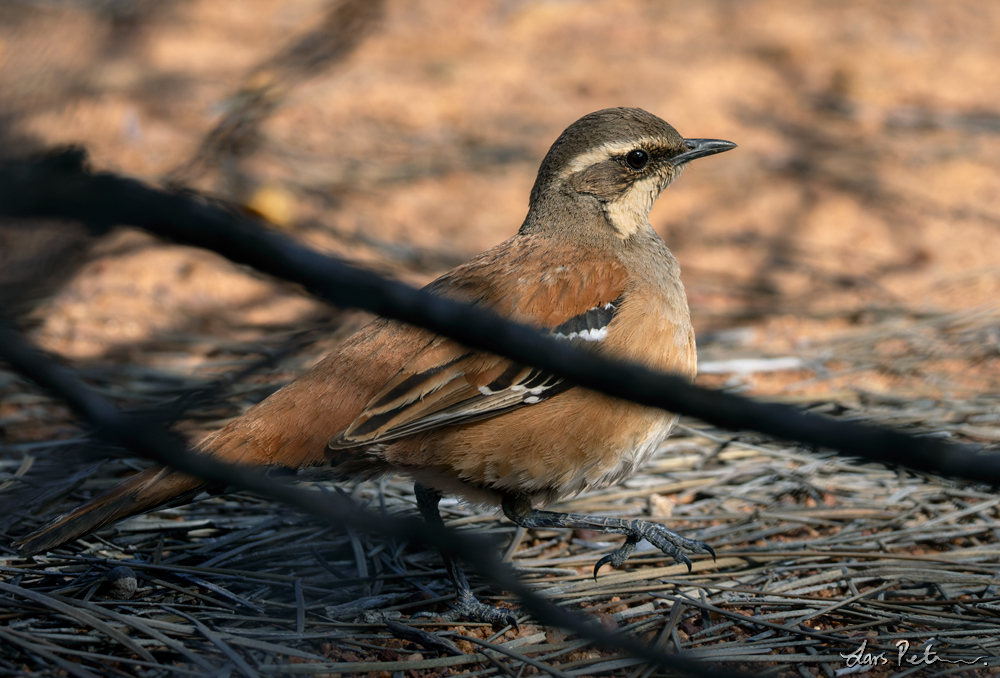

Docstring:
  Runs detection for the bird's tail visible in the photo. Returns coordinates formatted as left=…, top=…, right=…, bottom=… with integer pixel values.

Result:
left=13, top=466, right=205, bottom=556
left=12, top=346, right=370, bottom=556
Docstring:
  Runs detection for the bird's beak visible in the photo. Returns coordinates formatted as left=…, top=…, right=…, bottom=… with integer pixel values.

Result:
left=671, top=138, right=737, bottom=166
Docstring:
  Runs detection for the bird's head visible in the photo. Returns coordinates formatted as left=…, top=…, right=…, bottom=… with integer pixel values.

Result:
left=526, top=107, right=735, bottom=239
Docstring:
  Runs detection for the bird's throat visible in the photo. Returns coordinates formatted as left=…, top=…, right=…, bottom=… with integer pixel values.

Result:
left=603, top=171, right=675, bottom=239
left=603, top=189, right=658, bottom=239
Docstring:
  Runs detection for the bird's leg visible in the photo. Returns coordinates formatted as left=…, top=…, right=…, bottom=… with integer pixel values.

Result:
left=414, top=484, right=518, bottom=628
left=502, top=496, right=715, bottom=579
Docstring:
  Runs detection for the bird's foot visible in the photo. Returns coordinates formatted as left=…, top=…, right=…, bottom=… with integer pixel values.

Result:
left=441, top=588, right=519, bottom=629
left=594, top=521, right=714, bottom=578
left=411, top=589, right=519, bottom=629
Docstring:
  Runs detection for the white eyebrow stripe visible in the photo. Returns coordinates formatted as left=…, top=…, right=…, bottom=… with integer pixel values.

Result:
left=557, top=137, right=665, bottom=178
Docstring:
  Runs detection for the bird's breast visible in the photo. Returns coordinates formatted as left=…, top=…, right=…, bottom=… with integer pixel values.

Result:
left=381, top=273, right=697, bottom=507
left=604, top=275, right=696, bottom=379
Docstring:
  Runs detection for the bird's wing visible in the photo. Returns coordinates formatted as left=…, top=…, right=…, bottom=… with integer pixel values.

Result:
left=330, top=237, right=629, bottom=448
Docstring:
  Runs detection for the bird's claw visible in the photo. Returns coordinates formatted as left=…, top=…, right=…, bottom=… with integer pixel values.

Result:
left=592, top=553, right=614, bottom=580
left=591, top=521, right=714, bottom=578
left=705, top=543, right=717, bottom=562
left=593, top=535, right=638, bottom=579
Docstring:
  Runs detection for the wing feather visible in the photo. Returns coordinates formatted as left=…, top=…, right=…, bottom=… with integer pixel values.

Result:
left=329, top=238, right=630, bottom=449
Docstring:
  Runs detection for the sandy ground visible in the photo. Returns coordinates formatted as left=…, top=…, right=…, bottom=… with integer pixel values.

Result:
left=1, top=0, right=998, bottom=387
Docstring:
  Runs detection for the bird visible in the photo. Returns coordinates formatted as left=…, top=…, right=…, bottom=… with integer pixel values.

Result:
left=15, top=107, right=736, bottom=625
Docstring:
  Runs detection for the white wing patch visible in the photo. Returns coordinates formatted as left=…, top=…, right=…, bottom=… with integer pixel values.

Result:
left=557, top=326, right=608, bottom=342
left=552, top=299, right=619, bottom=343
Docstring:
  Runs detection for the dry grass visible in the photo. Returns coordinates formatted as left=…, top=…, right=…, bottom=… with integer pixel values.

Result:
left=4, top=309, right=1000, bottom=677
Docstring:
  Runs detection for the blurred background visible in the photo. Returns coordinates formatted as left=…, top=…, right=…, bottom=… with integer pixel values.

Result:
left=3, top=0, right=1000, bottom=416
left=6, top=4, right=1000, bottom=672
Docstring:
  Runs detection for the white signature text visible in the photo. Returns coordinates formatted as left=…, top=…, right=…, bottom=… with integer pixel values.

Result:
left=839, top=639, right=986, bottom=670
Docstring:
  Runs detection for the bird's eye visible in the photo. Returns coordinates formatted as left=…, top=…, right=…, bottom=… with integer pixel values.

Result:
left=625, top=149, right=649, bottom=170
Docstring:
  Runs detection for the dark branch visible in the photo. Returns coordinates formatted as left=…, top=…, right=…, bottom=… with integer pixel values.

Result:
left=0, top=150, right=994, bottom=483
